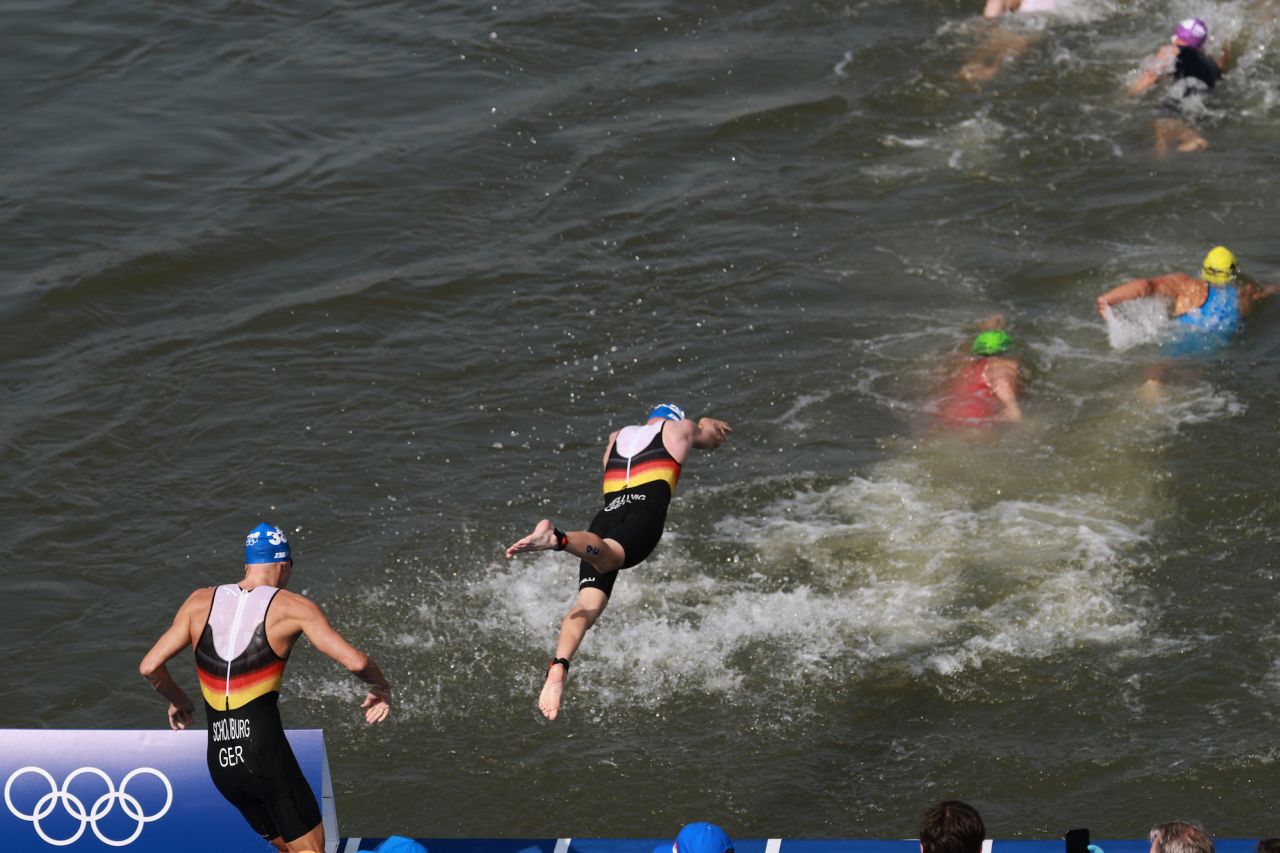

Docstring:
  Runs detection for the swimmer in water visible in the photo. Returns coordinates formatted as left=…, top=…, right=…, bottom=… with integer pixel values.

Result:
left=1096, top=246, right=1278, bottom=340
left=983, top=0, right=1056, bottom=16
left=1127, top=18, right=1230, bottom=155
left=505, top=404, right=731, bottom=720
left=960, top=0, right=1061, bottom=84
left=936, top=317, right=1023, bottom=427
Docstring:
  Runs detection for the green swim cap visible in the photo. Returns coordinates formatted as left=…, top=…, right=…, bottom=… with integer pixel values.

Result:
left=972, top=329, right=1013, bottom=356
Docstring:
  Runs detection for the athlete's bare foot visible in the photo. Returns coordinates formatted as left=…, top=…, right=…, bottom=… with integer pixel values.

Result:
left=1154, top=118, right=1208, bottom=156
left=539, top=661, right=567, bottom=720
left=506, top=519, right=557, bottom=558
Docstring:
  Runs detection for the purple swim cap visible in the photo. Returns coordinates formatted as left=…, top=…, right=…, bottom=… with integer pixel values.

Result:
left=1173, top=17, right=1208, bottom=50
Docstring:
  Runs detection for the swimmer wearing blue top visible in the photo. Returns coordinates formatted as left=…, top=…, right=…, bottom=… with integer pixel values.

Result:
left=1095, top=246, right=1279, bottom=344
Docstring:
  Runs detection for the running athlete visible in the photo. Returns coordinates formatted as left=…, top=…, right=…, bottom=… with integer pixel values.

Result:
left=139, top=523, right=391, bottom=853
left=1096, top=246, right=1279, bottom=345
left=936, top=328, right=1023, bottom=427
left=1127, top=18, right=1230, bottom=155
left=505, top=403, right=731, bottom=720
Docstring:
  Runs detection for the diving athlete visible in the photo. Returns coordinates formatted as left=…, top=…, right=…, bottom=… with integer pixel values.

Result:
left=505, top=404, right=731, bottom=720
left=140, top=523, right=391, bottom=853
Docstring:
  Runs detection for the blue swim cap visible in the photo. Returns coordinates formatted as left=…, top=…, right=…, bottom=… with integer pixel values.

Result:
left=665, top=823, right=734, bottom=853
left=244, top=522, right=291, bottom=565
left=647, top=403, right=685, bottom=422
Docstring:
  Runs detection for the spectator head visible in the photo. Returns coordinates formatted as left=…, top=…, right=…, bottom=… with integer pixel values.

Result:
left=655, top=823, right=734, bottom=853
left=1255, top=840, right=1280, bottom=853
left=1149, top=821, right=1213, bottom=853
left=920, top=801, right=986, bottom=853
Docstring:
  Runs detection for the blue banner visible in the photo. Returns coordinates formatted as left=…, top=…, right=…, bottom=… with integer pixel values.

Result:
left=0, top=729, right=334, bottom=852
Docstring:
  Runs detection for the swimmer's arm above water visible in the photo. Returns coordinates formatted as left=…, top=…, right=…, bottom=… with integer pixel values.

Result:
left=1238, top=281, right=1280, bottom=312
left=1096, top=274, right=1192, bottom=316
left=1097, top=278, right=1157, bottom=315
left=1126, top=45, right=1177, bottom=96
left=982, top=0, right=1016, bottom=17
left=692, top=417, right=732, bottom=449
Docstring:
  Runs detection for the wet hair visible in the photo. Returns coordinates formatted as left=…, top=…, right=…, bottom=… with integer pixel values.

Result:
left=919, top=801, right=986, bottom=853
left=1150, top=822, right=1214, bottom=853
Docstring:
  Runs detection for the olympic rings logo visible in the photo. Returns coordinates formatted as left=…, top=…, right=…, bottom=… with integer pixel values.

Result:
left=4, top=766, right=172, bottom=847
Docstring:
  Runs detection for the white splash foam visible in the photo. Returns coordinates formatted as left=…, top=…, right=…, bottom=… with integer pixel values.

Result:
left=458, top=462, right=1155, bottom=716
left=1102, top=298, right=1175, bottom=350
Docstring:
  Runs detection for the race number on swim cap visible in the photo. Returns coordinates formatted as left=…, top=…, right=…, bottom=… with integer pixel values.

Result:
left=647, top=403, right=685, bottom=421
left=245, top=522, right=291, bottom=564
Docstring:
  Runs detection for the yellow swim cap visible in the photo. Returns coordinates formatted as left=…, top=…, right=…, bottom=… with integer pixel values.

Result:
left=1202, top=245, right=1238, bottom=284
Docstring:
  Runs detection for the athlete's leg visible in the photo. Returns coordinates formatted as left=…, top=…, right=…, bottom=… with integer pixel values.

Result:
left=540, top=586, right=610, bottom=720
left=506, top=519, right=625, bottom=572
left=1154, top=117, right=1207, bottom=156
left=275, top=823, right=322, bottom=853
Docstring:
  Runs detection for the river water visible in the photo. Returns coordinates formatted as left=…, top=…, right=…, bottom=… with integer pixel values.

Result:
left=5, top=0, right=1280, bottom=842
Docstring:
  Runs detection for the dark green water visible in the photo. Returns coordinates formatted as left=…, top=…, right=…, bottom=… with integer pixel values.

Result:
left=5, top=0, right=1280, bottom=841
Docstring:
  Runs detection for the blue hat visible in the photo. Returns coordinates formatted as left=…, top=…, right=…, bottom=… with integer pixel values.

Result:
left=371, top=838, right=428, bottom=853
left=244, top=522, right=291, bottom=565
left=648, top=402, right=685, bottom=422
left=654, top=823, right=734, bottom=853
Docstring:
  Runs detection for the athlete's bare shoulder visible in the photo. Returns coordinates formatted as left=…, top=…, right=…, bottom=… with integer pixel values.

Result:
left=177, top=587, right=215, bottom=642
left=184, top=586, right=214, bottom=607
left=180, top=587, right=214, bottom=619
left=263, top=588, right=324, bottom=655
left=269, top=587, right=322, bottom=618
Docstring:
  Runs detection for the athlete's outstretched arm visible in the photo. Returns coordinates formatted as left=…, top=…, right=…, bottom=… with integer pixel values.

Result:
left=1097, top=278, right=1156, bottom=315
left=692, top=417, right=732, bottom=449
left=1240, top=281, right=1280, bottom=312
left=139, top=592, right=201, bottom=730
left=291, top=597, right=392, bottom=724
left=1127, top=45, right=1177, bottom=96
left=1126, top=67, right=1161, bottom=95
